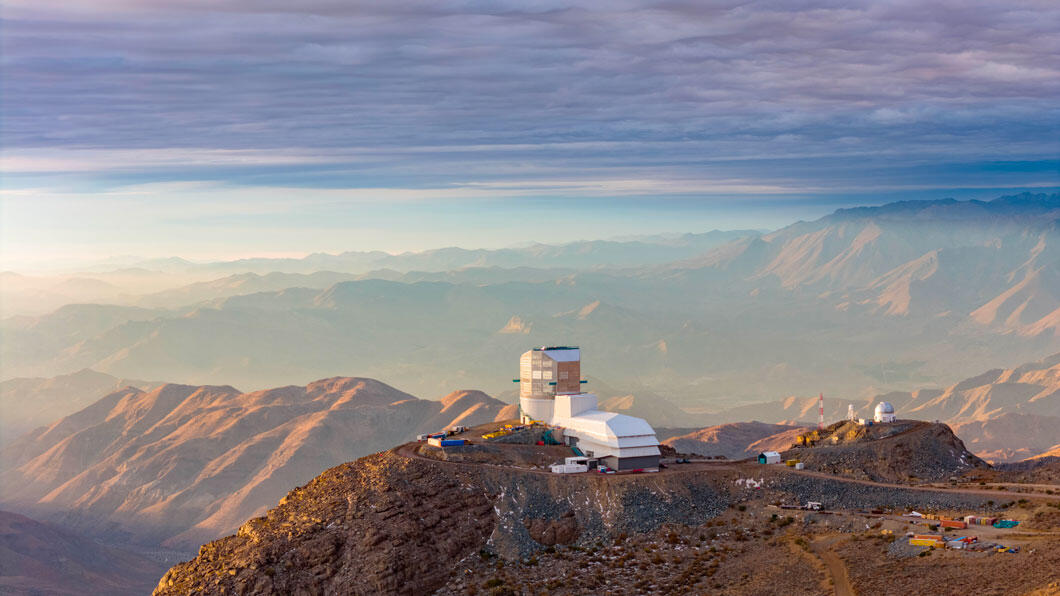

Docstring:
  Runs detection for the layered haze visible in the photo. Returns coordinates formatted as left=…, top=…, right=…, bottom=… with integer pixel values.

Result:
left=4, top=194, right=1059, bottom=409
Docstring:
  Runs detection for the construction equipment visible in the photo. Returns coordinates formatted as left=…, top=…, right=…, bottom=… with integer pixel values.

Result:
left=542, top=428, right=560, bottom=445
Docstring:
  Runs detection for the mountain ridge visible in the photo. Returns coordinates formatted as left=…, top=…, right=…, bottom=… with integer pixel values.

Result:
left=0, top=377, right=512, bottom=549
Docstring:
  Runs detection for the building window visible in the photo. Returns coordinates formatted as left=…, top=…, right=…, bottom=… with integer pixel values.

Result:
left=559, top=371, right=569, bottom=380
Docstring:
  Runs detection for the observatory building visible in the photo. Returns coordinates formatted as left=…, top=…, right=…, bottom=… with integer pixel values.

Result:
left=518, top=346, right=661, bottom=471
left=874, top=401, right=896, bottom=423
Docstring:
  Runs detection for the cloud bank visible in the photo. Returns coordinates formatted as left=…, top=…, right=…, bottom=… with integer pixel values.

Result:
left=1, top=1, right=1058, bottom=263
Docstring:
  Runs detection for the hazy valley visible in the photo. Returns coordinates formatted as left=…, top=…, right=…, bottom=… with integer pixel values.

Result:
left=3, top=194, right=1060, bottom=595
left=4, top=194, right=1060, bottom=409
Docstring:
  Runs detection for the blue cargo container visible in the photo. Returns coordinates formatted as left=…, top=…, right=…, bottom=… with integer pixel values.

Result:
left=440, top=439, right=465, bottom=447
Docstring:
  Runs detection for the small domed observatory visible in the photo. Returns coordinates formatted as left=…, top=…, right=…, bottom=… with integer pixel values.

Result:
left=517, top=346, right=661, bottom=471
left=874, top=401, right=896, bottom=423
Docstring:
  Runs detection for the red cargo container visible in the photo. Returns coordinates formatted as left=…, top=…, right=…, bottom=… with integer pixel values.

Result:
left=940, top=520, right=967, bottom=529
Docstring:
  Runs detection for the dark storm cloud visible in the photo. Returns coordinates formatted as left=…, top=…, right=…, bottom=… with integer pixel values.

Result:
left=1, top=0, right=1058, bottom=192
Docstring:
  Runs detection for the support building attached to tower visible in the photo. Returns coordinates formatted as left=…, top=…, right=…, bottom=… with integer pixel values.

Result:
left=518, top=346, right=661, bottom=471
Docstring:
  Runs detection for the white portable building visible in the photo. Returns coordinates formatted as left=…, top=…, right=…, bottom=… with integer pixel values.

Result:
left=758, top=451, right=782, bottom=464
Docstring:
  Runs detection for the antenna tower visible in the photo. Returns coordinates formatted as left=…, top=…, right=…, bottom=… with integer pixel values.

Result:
left=818, top=393, right=824, bottom=430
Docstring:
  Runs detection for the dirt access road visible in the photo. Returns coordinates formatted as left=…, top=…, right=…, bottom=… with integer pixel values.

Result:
left=811, top=536, right=856, bottom=596
left=782, top=467, right=1060, bottom=502
left=398, top=440, right=1060, bottom=504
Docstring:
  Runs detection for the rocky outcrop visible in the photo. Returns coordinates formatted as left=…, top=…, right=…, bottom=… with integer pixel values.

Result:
left=153, top=435, right=1013, bottom=596
left=783, top=420, right=988, bottom=482
left=153, top=449, right=736, bottom=595
left=524, top=511, right=579, bottom=546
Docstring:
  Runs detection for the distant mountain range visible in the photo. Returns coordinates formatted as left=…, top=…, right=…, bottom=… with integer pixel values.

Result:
left=698, top=351, right=1060, bottom=462
left=663, top=421, right=804, bottom=459
left=107, top=230, right=762, bottom=275
left=0, top=378, right=511, bottom=549
left=2, top=192, right=1059, bottom=418
left=0, top=369, right=159, bottom=445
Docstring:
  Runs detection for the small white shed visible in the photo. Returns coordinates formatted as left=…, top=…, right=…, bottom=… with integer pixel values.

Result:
left=758, top=451, right=782, bottom=464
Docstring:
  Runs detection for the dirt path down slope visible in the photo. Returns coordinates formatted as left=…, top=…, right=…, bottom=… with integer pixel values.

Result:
left=812, top=536, right=856, bottom=596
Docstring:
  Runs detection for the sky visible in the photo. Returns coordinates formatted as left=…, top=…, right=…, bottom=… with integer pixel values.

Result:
left=1, top=0, right=1058, bottom=269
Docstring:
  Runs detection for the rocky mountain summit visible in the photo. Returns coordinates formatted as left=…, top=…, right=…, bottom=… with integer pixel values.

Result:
left=783, top=420, right=987, bottom=482
left=153, top=428, right=1011, bottom=596
left=153, top=448, right=728, bottom=595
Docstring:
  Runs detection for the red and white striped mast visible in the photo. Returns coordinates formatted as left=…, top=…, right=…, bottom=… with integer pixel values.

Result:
left=818, top=393, right=824, bottom=430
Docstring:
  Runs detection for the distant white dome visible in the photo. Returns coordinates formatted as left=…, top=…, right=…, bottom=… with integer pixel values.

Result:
left=874, top=401, right=896, bottom=423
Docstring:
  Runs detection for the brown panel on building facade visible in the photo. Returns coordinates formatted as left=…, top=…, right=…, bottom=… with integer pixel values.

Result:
left=555, top=360, right=581, bottom=394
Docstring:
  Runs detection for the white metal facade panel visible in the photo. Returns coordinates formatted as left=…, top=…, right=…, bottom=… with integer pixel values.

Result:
left=520, top=397, right=554, bottom=422
left=554, top=392, right=598, bottom=418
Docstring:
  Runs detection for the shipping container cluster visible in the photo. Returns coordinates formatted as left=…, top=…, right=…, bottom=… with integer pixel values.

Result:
left=417, top=426, right=471, bottom=448
left=903, top=512, right=1021, bottom=553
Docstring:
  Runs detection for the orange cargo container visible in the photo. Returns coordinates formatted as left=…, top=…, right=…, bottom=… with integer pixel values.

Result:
left=940, top=520, right=967, bottom=529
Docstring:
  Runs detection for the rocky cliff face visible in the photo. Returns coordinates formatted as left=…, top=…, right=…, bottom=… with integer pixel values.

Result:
left=153, top=432, right=1010, bottom=596
left=153, top=448, right=735, bottom=595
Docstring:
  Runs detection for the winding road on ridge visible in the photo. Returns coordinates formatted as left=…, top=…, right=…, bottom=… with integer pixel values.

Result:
left=396, top=441, right=1060, bottom=501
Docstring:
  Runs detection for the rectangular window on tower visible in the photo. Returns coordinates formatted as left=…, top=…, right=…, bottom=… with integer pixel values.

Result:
left=559, top=371, right=569, bottom=380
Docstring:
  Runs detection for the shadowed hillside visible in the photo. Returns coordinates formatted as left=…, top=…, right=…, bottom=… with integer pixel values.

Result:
left=0, top=509, right=170, bottom=596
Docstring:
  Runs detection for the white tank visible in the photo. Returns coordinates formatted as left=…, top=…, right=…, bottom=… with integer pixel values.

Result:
left=520, top=397, right=555, bottom=423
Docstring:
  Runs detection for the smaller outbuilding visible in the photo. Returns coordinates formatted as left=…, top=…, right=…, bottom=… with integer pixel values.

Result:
left=758, top=451, right=782, bottom=464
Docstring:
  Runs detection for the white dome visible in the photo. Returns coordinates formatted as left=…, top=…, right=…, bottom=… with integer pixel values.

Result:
left=875, top=401, right=895, bottom=415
